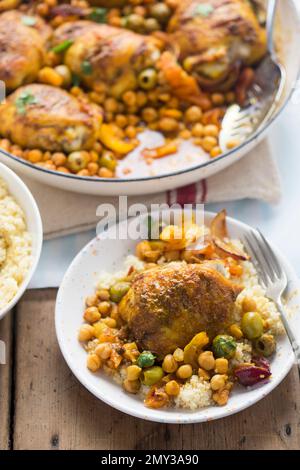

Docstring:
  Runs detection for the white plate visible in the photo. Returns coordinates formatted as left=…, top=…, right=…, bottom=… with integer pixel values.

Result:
left=1, top=0, right=300, bottom=196
left=0, top=162, right=43, bottom=320
left=55, top=210, right=299, bottom=423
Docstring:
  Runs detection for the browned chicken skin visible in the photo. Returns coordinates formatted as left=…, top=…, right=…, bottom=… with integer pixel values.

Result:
left=167, top=0, right=267, bottom=90
left=119, top=262, right=242, bottom=358
left=0, top=10, right=51, bottom=90
left=0, top=0, right=20, bottom=13
left=0, top=84, right=103, bottom=152
left=54, top=21, right=163, bottom=98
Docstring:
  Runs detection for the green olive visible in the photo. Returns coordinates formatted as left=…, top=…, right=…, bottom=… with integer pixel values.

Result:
left=138, top=68, right=158, bottom=90
left=241, top=311, right=264, bottom=340
left=254, top=334, right=276, bottom=357
left=126, top=14, right=145, bottom=32
left=109, top=282, right=130, bottom=303
left=144, top=17, right=160, bottom=32
left=149, top=3, right=171, bottom=24
left=212, top=335, right=237, bottom=359
left=142, top=366, right=164, bottom=386
left=137, top=351, right=156, bottom=368
left=67, top=151, right=89, bottom=172
left=98, top=151, right=117, bottom=171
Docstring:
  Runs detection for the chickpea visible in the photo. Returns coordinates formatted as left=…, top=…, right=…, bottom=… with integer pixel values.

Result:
left=198, top=368, right=210, bottom=381
left=242, top=297, right=257, bottom=312
left=165, top=380, right=180, bottom=396
left=86, top=294, right=98, bottom=307
left=95, top=343, right=112, bottom=360
left=211, top=93, right=225, bottom=106
left=226, top=139, right=240, bottom=149
left=162, top=354, right=178, bottom=373
left=104, top=98, right=119, bottom=114
left=185, top=106, right=202, bottom=123
left=225, top=91, right=236, bottom=103
left=149, top=3, right=172, bottom=24
left=99, top=167, right=114, bottom=178
left=179, top=129, right=192, bottom=140
left=202, top=136, right=218, bottom=152
left=213, top=388, right=229, bottom=406
left=173, top=348, right=184, bottom=363
left=203, top=124, right=219, bottom=137
left=198, top=351, right=215, bottom=371
left=78, top=324, right=94, bottom=341
left=123, top=378, right=141, bottom=394
left=122, top=91, right=137, bottom=107
left=125, top=126, right=137, bottom=139
left=51, top=152, right=66, bottom=167
left=144, top=17, right=160, bottom=32
left=128, top=114, right=140, bottom=126
left=77, top=169, right=89, bottom=177
left=214, top=358, right=228, bottom=374
left=192, top=122, right=204, bottom=137
left=84, top=306, right=101, bottom=323
left=136, top=91, right=148, bottom=107
left=210, top=146, right=222, bottom=158
left=229, top=324, right=243, bottom=339
left=98, top=301, right=111, bottom=316
left=97, top=289, right=110, bottom=301
left=210, top=374, right=226, bottom=391
left=28, top=149, right=43, bottom=164
left=87, top=162, right=99, bottom=175
left=142, top=107, right=158, bottom=123
left=126, top=14, right=145, bottom=32
left=87, top=353, right=101, bottom=372
left=115, top=114, right=128, bottom=128
left=159, top=117, right=179, bottom=133
left=127, top=365, right=142, bottom=381
left=54, top=65, right=72, bottom=87
left=176, top=364, right=193, bottom=380
left=102, top=317, right=117, bottom=328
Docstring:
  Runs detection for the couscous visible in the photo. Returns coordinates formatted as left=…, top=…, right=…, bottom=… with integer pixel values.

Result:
left=78, top=210, right=282, bottom=410
left=0, top=178, right=32, bottom=310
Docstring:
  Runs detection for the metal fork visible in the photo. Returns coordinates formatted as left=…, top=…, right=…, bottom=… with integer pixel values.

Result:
left=243, top=229, right=300, bottom=376
left=219, top=0, right=286, bottom=152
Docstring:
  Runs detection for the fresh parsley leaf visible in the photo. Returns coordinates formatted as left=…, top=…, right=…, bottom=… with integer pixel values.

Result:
left=88, top=7, right=107, bottom=24
left=21, top=15, right=37, bottom=26
left=195, top=3, right=214, bottom=17
left=51, top=39, right=74, bottom=54
left=15, top=92, right=37, bottom=115
left=71, top=73, right=81, bottom=87
left=81, top=60, right=93, bottom=75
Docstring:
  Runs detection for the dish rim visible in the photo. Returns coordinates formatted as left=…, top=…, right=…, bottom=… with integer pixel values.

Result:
left=55, top=210, right=296, bottom=423
left=1, top=0, right=300, bottom=185
left=0, top=162, right=43, bottom=320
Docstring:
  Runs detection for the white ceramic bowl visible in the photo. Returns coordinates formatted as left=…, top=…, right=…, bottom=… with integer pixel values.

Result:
left=0, top=162, right=43, bottom=320
left=55, top=210, right=299, bottom=423
left=1, top=0, right=299, bottom=196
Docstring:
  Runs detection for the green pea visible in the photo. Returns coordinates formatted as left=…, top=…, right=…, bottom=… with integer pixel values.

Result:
left=241, top=311, right=264, bottom=340
left=99, top=152, right=117, bottom=171
left=142, top=366, right=164, bottom=386
left=138, top=68, right=158, bottom=90
left=67, top=151, right=89, bottom=172
left=137, top=351, right=155, bottom=368
left=212, top=335, right=237, bottom=359
left=109, top=282, right=130, bottom=303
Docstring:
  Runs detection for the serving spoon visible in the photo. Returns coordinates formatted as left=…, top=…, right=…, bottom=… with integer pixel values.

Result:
left=219, top=0, right=286, bottom=152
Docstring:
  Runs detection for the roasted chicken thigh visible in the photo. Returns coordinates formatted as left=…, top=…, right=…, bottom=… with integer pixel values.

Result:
left=167, top=0, right=267, bottom=89
left=0, top=10, right=50, bottom=90
left=119, top=262, right=242, bottom=358
left=0, top=84, right=103, bottom=152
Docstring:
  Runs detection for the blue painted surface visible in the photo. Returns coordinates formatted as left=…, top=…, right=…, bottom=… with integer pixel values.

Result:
left=31, top=99, right=300, bottom=288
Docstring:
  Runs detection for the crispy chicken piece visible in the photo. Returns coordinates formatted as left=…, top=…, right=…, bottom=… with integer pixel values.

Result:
left=0, top=84, right=103, bottom=152
left=0, top=10, right=51, bottom=90
left=167, top=0, right=267, bottom=90
left=0, top=0, right=20, bottom=12
left=61, top=22, right=163, bottom=98
left=119, top=262, right=242, bottom=358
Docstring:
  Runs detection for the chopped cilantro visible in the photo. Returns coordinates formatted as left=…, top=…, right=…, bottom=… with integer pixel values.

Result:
left=15, top=92, right=37, bottom=115
left=81, top=60, right=93, bottom=75
left=51, top=39, right=74, bottom=54
left=195, top=3, right=214, bottom=17
left=88, top=7, right=107, bottom=24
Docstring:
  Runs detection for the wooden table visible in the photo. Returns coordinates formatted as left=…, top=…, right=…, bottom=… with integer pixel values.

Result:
left=0, top=289, right=299, bottom=450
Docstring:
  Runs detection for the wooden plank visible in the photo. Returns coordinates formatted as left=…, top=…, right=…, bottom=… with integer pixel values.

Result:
left=0, top=311, right=13, bottom=450
left=13, top=289, right=300, bottom=450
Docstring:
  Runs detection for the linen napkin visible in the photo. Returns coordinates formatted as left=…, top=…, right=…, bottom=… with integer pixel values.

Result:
left=16, top=139, right=280, bottom=240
